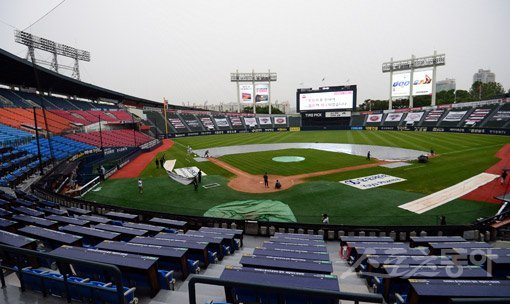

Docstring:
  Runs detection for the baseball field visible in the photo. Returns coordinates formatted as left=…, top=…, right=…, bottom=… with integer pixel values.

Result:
left=84, top=130, right=508, bottom=225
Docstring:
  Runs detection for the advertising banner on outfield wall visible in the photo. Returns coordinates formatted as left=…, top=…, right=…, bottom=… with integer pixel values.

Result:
left=274, top=116, right=287, bottom=125
left=240, top=84, right=253, bottom=104
left=404, top=112, right=424, bottom=122
left=258, top=117, right=272, bottom=125
left=391, top=70, right=433, bottom=97
left=214, top=118, right=229, bottom=127
left=244, top=117, right=258, bottom=126
left=255, top=84, right=269, bottom=104
left=442, top=111, right=467, bottom=121
left=385, top=112, right=404, bottom=122
left=367, top=114, right=383, bottom=123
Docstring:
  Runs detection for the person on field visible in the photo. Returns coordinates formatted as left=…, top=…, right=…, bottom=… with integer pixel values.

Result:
left=160, top=155, right=165, bottom=169
left=204, top=150, right=210, bottom=158
left=501, top=170, right=508, bottom=185
left=138, top=178, right=143, bottom=194
left=198, top=169, right=202, bottom=183
left=440, top=215, right=447, bottom=225
left=322, top=214, right=330, bottom=224
left=263, top=172, right=269, bottom=188
left=367, top=151, right=371, bottom=161
left=193, top=176, right=198, bottom=191
left=155, top=159, right=159, bottom=169
left=275, top=180, right=281, bottom=189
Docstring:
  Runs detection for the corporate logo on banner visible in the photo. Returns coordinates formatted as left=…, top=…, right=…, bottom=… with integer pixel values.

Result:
left=404, top=112, right=424, bottom=122
left=244, top=117, right=258, bottom=126
left=258, top=117, right=272, bottom=125
left=214, top=118, right=229, bottom=127
left=367, top=114, right=383, bottom=122
left=240, top=84, right=253, bottom=104
left=392, top=70, right=433, bottom=97
left=385, top=112, right=404, bottom=122
left=340, top=174, right=406, bottom=190
left=274, top=116, right=287, bottom=124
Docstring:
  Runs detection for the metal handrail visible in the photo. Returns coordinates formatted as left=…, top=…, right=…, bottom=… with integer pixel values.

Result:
left=188, top=276, right=383, bottom=304
left=0, top=244, right=126, bottom=304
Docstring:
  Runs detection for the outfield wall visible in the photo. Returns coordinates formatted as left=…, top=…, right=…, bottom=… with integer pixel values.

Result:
left=357, top=126, right=510, bottom=136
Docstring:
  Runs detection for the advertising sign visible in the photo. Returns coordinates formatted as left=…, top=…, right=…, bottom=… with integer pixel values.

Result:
left=340, top=174, right=406, bottom=190
left=412, top=70, right=433, bottom=96
left=274, top=116, right=287, bottom=125
left=404, top=112, right=424, bottom=122
left=442, top=111, right=467, bottom=122
left=391, top=70, right=433, bottom=97
left=255, top=84, right=269, bottom=104
left=258, top=117, right=272, bottom=125
left=367, top=114, right=383, bottom=123
left=391, top=72, right=411, bottom=97
left=244, top=117, right=258, bottom=126
left=214, top=118, right=229, bottom=127
left=240, top=84, right=253, bottom=104
left=385, top=112, right=404, bottom=122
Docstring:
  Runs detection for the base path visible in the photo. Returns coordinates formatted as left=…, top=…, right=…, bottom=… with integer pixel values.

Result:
left=110, top=139, right=174, bottom=179
left=398, top=172, right=499, bottom=214
left=461, top=144, right=510, bottom=204
left=208, top=157, right=387, bottom=193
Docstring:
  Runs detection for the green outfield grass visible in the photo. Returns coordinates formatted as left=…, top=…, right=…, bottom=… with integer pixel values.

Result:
left=219, top=148, right=375, bottom=176
left=85, top=131, right=507, bottom=225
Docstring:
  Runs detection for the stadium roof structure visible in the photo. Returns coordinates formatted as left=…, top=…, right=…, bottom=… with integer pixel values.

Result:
left=0, top=48, right=184, bottom=109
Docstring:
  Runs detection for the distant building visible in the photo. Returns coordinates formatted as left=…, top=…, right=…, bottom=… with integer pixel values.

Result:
left=473, top=69, right=495, bottom=84
left=436, top=78, right=456, bottom=92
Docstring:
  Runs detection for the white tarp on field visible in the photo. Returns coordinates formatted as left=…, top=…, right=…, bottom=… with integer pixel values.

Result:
left=164, top=160, right=205, bottom=185
left=339, top=174, right=406, bottom=190
left=398, top=173, right=498, bottom=214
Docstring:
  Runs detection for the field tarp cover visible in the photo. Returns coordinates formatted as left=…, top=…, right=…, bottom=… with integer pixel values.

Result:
left=204, top=200, right=297, bottom=222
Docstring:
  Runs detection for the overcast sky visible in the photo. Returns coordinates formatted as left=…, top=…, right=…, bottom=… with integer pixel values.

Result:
left=0, top=0, right=509, bottom=108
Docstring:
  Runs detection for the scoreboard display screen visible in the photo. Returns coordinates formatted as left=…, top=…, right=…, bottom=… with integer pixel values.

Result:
left=297, top=86, right=356, bottom=112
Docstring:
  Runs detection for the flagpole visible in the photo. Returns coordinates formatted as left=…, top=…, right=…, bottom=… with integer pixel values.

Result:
left=163, top=97, right=169, bottom=137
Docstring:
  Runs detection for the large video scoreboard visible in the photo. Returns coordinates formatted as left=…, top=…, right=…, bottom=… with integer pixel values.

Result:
left=297, top=85, right=357, bottom=129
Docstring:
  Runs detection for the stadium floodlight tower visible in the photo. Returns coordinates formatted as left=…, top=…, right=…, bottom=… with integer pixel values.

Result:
left=231, top=70, right=277, bottom=114
left=15, top=30, right=90, bottom=80
left=382, top=51, right=445, bottom=109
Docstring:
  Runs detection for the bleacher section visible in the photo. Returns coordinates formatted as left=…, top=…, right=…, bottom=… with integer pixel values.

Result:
left=0, top=124, right=32, bottom=147
left=167, top=112, right=188, bottom=133
left=228, top=116, right=245, bottom=130
left=463, top=106, right=496, bottom=127
left=0, top=188, right=246, bottom=304
left=438, top=107, right=471, bottom=127
left=0, top=88, right=122, bottom=111
left=485, top=103, right=510, bottom=128
left=65, top=130, right=154, bottom=148
left=179, top=113, right=204, bottom=132
left=0, top=108, right=73, bottom=133
left=198, top=115, right=216, bottom=130
left=350, top=114, right=366, bottom=127
left=17, top=136, right=95, bottom=161
left=420, top=109, right=446, bottom=126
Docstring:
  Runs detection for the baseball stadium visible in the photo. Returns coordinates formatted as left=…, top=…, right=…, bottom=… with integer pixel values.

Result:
left=0, top=1, right=510, bottom=304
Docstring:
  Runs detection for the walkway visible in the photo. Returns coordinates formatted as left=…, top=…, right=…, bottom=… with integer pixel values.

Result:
left=110, top=139, right=174, bottom=179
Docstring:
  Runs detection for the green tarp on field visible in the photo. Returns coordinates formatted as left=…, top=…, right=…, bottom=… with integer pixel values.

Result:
left=204, top=200, right=297, bottom=222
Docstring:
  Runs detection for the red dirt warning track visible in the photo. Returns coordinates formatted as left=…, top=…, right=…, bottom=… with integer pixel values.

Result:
left=208, top=157, right=387, bottom=193
left=461, top=144, right=510, bottom=204
left=110, top=139, right=174, bottom=179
